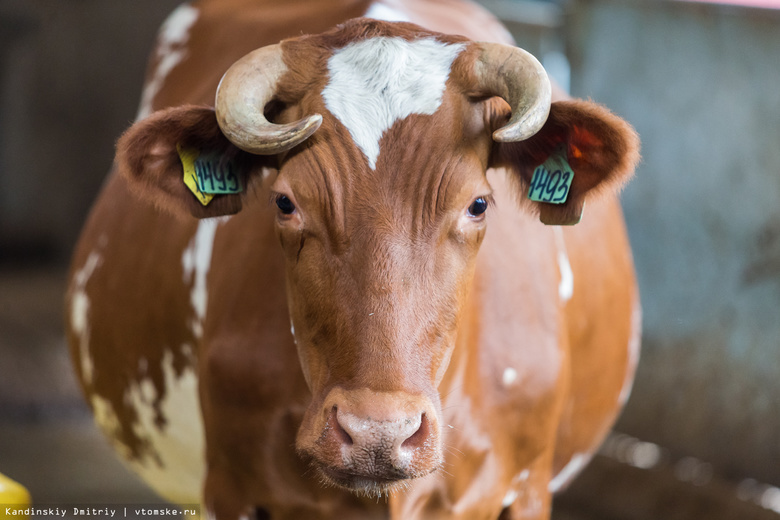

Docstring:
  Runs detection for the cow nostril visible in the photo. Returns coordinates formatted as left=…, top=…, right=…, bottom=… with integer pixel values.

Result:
left=329, top=406, right=353, bottom=446
left=401, top=413, right=429, bottom=449
left=253, top=508, right=271, bottom=520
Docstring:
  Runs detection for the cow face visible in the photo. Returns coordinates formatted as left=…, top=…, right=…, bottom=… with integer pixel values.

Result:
left=270, top=83, right=493, bottom=493
left=116, top=19, right=638, bottom=498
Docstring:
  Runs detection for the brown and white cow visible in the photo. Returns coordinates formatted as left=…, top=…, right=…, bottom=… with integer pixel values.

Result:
left=65, top=1, right=641, bottom=519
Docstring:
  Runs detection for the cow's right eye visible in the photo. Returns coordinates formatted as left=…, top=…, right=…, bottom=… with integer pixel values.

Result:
left=276, top=195, right=296, bottom=215
left=467, top=197, right=488, bottom=217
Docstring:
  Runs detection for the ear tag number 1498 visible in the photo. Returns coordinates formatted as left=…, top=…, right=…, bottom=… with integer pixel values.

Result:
left=527, top=146, right=574, bottom=204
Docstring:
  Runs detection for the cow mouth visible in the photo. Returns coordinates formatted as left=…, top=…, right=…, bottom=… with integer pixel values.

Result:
left=314, top=464, right=422, bottom=498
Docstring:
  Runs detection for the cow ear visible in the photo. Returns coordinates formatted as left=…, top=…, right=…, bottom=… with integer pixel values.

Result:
left=490, top=99, right=640, bottom=225
left=116, top=105, right=272, bottom=220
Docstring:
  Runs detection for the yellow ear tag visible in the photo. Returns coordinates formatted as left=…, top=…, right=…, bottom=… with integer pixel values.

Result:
left=528, top=145, right=575, bottom=204
left=177, top=144, right=214, bottom=206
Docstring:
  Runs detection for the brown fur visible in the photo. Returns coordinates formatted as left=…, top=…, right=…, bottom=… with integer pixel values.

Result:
left=68, top=6, right=641, bottom=520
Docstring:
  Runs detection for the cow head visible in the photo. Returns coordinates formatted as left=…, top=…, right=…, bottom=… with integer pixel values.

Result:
left=117, top=19, right=638, bottom=499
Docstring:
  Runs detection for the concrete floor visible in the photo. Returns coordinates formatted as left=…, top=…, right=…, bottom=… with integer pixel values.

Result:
left=1, top=268, right=777, bottom=520
left=0, top=269, right=166, bottom=516
left=0, top=420, right=161, bottom=505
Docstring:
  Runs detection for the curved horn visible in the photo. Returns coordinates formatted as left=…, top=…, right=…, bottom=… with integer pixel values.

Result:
left=215, top=44, right=322, bottom=155
left=471, top=42, right=552, bottom=142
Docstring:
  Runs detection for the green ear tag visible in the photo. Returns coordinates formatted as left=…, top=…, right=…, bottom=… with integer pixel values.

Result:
left=177, top=144, right=214, bottom=206
left=527, top=145, right=574, bottom=204
left=194, top=152, right=244, bottom=195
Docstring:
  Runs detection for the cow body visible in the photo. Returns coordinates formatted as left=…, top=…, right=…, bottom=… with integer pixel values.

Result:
left=66, top=1, right=640, bottom=519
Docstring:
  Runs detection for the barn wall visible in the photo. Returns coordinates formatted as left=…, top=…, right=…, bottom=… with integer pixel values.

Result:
left=565, top=0, right=780, bottom=486
left=0, top=0, right=181, bottom=264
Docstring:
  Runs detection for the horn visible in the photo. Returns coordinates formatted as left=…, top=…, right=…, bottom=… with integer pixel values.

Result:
left=215, top=44, right=322, bottom=155
left=471, top=42, right=552, bottom=142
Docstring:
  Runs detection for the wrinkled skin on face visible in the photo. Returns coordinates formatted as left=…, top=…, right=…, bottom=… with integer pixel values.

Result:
left=267, top=75, right=496, bottom=493
left=96, top=16, right=639, bottom=520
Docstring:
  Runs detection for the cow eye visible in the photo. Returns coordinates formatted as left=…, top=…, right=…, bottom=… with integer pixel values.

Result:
left=467, top=197, right=488, bottom=217
left=276, top=195, right=296, bottom=215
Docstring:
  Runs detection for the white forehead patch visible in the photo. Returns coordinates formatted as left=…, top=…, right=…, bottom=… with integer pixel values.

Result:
left=364, top=2, right=412, bottom=22
left=322, top=37, right=466, bottom=170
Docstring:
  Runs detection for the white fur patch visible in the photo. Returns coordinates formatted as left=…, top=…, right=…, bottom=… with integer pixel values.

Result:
left=125, top=348, right=205, bottom=503
left=181, top=218, right=221, bottom=338
left=364, top=2, right=412, bottom=22
left=136, top=4, right=199, bottom=120
left=502, top=367, right=518, bottom=387
left=502, top=489, right=518, bottom=508
left=70, top=251, right=103, bottom=385
left=91, top=394, right=132, bottom=459
left=549, top=452, right=590, bottom=493
left=619, top=302, right=642, bottom=405
left=502, top=469, right=532, bottom=508
left=322, top=37, right=465, bottom=169
left=289, top=318, right=298, bottom=346
left=553, top=227, right=573, bottom=302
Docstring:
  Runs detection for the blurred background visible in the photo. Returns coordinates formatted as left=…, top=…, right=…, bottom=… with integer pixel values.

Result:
left=1, top=0, right=779, bottom=518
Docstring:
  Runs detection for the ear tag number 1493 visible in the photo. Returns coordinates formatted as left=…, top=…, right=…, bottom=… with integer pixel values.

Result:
left=178, top=145, right=244, bottom=206
left=194, top=152, right=243, bottom=195
left=527, top=146, right=574, bottom=204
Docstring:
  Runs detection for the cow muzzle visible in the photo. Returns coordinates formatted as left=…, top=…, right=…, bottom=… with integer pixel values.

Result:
left=298, top=387, right=442, bottom=496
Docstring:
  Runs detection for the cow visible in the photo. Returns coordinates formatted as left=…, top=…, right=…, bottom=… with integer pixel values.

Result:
left=65, top=1, right=641, bottom=519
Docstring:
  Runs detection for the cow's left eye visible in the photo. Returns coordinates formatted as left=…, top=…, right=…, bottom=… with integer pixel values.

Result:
left=276, top=195, right=296, bottom=215
left=467, top=197, right=488, bottom=217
